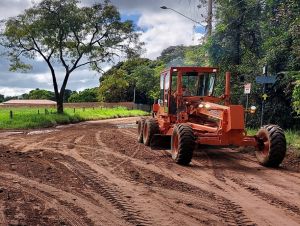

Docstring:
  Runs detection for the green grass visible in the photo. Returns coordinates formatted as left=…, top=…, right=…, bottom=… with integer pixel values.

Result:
left=0, top=107, right=148, bottom=129
left=246, top=127, right=300, bottom=154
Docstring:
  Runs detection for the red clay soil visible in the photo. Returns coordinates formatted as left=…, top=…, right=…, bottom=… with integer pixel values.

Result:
left=0, top=117, right=299, bottom=226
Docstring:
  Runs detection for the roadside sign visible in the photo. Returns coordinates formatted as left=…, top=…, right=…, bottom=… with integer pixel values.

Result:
left=244, top=83, right=251, bottom=94
left=262, top=93, right=268, bottom=100
left=255, top=76, right=276, bottom=84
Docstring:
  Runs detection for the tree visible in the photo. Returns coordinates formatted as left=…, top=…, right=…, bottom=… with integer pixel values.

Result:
left=68, top=88, right=99, bottom=102
left=98, top=69, right=129, bottom=102
left=28, top=88, right=55, bottom=100
left=292, top=72, right=300, bottom=115
left=0, top=0, right=141, bottom=113
left=184, top=44, right=207, bottom=66
left=0, top=94, right=4, bottom=103
left=158, top=45, right=187, bottom=65
left=63, top=89, right=73, bottom=102
left=98, top=57, right=164, bottom=104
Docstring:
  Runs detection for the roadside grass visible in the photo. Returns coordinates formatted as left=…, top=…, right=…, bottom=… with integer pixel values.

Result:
left=246, top=127, right=300, bottom=155
left=0, top=107, right=148, bottom=129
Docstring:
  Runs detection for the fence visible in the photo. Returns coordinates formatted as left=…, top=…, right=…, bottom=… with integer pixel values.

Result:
left=1, top=102, right=152, bottom=119
left=0, top=101, right=151, bottom=111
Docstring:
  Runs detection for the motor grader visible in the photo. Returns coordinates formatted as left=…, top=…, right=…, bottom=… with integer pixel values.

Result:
left=137, top=66, right=286, bottom=166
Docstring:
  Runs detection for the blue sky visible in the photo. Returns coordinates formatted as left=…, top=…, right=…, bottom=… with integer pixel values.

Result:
left=0, top=0, right=207, bottom=97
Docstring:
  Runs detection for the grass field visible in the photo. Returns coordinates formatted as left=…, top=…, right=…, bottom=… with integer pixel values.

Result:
left=0, top=107, right=148, bottom=129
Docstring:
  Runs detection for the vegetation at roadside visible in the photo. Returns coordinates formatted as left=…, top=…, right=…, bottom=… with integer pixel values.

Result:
left=0, top=107, right=148, bottom=129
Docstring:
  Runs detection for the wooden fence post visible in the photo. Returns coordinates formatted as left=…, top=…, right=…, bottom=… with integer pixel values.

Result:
left=9, top=110, right=13, bottom=119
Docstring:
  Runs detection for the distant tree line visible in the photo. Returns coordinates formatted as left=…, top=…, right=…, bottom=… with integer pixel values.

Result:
left=0, top=88, right=99, bottom=103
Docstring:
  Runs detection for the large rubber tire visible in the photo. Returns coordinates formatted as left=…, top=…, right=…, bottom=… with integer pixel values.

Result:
left=143, top=119, right=159, bottom=146
left=255, top=125, right=286, bottom=167
left=137, top=119, right=145, bottom=143
left=171, top=124, right=195, bottom=165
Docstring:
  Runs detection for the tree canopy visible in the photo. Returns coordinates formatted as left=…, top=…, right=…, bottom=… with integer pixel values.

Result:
left=68, top=88, right=99, bottom=102
left=27, top=89, right=55, bottom=100
left=205, top=0, right=300, bottom=128
left=98, top=58, right=164, bottom=104
left=0, top=0, right=142, bottom=113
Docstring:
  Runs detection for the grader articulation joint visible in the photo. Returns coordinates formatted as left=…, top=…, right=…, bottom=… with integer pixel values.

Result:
left=137, top=67, right=286, bottom=167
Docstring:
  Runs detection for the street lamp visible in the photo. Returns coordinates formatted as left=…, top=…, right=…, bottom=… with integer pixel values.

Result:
left=160, top=6, right=205, bottom=27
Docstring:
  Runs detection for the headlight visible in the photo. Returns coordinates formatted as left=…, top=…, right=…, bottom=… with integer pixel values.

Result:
left=250, top=106, right=256, bottom=114
left=205, top=104, right=211, bottom=109
left=198, top=104, right=204, bottom=108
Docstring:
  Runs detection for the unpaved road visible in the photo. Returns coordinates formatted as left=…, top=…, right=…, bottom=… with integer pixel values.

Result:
left=0, top=117, right=299, bottom=226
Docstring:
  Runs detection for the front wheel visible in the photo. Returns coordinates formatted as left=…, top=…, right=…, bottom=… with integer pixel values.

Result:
left=171, top=124, right=195, bottom=165
left=255, top=125, right=286, bottom=167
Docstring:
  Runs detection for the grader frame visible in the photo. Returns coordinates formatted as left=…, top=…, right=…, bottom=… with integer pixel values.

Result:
left=137, top=67, right=286, bottom=166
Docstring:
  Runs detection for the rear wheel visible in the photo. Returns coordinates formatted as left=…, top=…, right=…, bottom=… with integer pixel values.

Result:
left=171, top=124, right=195, bottom=165
left=137, top=119, right=145, bottom=143
left=143, top=119, right=159, bottom=146
left=255, top=125, right=286, bottom=167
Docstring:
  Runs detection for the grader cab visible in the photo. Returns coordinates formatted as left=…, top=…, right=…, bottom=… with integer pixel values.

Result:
left=137, top=67, right=286, bottom=166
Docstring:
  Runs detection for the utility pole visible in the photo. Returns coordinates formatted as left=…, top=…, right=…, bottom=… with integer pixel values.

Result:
left=207, top=0, right=213, bottom=36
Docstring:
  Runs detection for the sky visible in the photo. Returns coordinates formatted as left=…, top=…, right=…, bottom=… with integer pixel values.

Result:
left=0, top=0, right=207, bottom=97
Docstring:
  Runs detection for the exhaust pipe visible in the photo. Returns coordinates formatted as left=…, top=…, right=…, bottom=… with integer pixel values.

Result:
left=225, top=72, right=231, bottom=105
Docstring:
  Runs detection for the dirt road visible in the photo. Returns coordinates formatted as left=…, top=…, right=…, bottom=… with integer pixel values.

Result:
left=0, top=117, right=299, bottom=226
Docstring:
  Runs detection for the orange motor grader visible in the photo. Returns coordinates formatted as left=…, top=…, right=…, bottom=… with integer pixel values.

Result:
left=137, top=66, right=286, bottom=166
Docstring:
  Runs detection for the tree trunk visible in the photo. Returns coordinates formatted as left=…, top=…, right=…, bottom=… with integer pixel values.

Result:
left=57, top=97, right=64, bottom=114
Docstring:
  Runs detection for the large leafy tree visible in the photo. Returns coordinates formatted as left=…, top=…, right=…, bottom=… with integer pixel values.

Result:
left=68, top=88, right=99, bottom=102
left=0, top=0, right=141, bottom=113
left=99, top=69, right=129, bottom=102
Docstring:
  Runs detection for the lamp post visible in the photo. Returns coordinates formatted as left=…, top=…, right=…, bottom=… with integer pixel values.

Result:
left=160, top=6, right=205, bottom=27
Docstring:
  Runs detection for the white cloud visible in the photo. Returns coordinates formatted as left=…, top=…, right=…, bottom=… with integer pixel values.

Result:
left=0, top=0, right=32, bottom=20
left=33, top=73, right=52, bottom=84
left=0, top=86, right=31, bottom=97
left=138, top=12, right=205, bottom=59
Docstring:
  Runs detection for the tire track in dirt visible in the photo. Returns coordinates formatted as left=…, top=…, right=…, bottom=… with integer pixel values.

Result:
left=195, top=148, right=300, bottom=224
left=16, top=131, right=151, bottom=225
left=61, top=160, right=152, bottom=226
left=0, top=171, right=127, bottom=226
left=199, top=150, right=226, bottom=182
left=222, top=149, right=300, bottom=182
left=166, top=147, right=299, bottom=225
left=97, top=129, right=258, bottom=226
left=230, top=178, right=300, bottom=216
left=202, top=148, right=300, bottom=197
left=214, top=195, right=256, bottom=226
left=111, top=128, right=260, bottom=225
left=0, top=201, right=7, bottom=226
left=1, top=178, right=87, bottom=226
